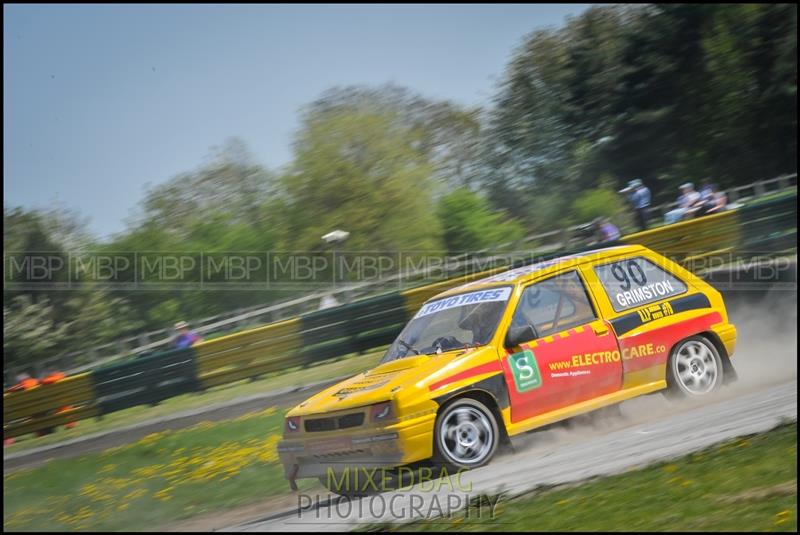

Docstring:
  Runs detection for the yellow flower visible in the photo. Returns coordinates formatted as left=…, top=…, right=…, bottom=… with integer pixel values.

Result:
left=775, top=510, right=792, bottom=525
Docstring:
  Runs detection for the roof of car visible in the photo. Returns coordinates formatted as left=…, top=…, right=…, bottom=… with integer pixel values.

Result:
left=431, top=244, right=646, bottom=301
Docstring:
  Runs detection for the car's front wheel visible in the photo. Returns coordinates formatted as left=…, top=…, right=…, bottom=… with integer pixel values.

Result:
left=666, top=335, right=724, bottom=398
left=434, top=397, right=499, bottom=470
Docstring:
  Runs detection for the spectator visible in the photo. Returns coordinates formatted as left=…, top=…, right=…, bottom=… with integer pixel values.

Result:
left=620, top=178, right=651, bottom=231
left=594, top=217, right=621, bottom=243
left=699, top=183, right=728, bottom=216
left=665, top=182, right=702, bottom=224
left=6, top=372, right=39, bottom=393
left=699, top=181, right=714, bottom=204
left=40, top=370, right=65, bottom=385
left=172, top=321, right=203, bottom=349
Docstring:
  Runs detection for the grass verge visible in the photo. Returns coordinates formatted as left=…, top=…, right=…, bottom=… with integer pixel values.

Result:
left=3, top=406, right=314, bottom=531
left=364, top=422, right=797, bottom=532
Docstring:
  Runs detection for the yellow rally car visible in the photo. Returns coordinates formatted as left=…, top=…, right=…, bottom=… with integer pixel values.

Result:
left=278, top=245, right=737, bottom=493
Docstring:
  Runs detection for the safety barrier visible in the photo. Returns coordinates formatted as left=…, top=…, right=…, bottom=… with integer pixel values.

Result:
left=194, top=318, right=302, bottom=389
left=3, top=373, right=99, bottom=438
left=622, top=210, right=742, bottom=264
left=737, top=193, right=797, bottom=251
left=3, top=191, right=796, bottom=438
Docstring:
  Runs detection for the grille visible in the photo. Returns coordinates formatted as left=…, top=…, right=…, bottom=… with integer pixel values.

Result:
left=338, top=413, right=364, bottom=429
left=312, top=449, right=368, bottom=460
left=305, top=413, right=365, bottom=432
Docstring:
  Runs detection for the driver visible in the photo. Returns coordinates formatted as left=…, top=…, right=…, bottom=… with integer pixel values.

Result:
left=458, top=303, right=498, bottom=345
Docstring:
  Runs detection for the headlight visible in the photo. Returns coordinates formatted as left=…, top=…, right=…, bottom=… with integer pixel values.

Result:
left=370, top=401, right=394, bottom=422
left=285, top=416, right=301, bottom=433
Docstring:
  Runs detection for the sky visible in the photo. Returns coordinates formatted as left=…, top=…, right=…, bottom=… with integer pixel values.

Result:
left=4, top=4, right=592, bottom=240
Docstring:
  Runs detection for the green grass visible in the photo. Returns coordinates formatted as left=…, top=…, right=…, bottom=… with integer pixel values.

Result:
left=5, top=349, right=385, bottom=455
left=365, top=423, right=798, bottom=532
left=741, top=186, right=797, bottom=205
left=3, top=407, right=317, bottom=531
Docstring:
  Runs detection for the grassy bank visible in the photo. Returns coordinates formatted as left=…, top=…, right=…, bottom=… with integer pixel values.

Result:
left=367, top=423, right=797, bottom=532
left=3, top=407, right=313, bottom=531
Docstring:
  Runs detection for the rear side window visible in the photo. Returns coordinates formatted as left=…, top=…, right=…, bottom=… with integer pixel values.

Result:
left=511, top=270, right=597, bottom=338
left=594, top=257, right=687, bottom=312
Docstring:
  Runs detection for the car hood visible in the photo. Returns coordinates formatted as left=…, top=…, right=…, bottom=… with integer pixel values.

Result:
left=286, top=346, right=495, bottom=416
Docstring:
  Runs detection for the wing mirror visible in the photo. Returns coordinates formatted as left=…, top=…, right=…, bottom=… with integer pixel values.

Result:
left=505, top=325, right=538, bottom=349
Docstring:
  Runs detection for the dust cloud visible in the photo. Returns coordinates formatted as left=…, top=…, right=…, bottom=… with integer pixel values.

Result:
left=724, top=286, right=797, bottom=389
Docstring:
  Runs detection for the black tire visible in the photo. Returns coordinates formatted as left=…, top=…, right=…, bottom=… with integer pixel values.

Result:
left=666, top=335, right=724, bottom=399
left=433, top=397, right=500, bottom=471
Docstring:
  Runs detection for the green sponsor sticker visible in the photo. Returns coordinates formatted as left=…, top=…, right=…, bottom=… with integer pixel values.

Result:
left=508, top=349, right=542, bottom=392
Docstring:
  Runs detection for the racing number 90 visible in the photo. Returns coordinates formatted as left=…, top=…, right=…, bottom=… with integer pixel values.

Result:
left=610, top=260, right=647, bottom=291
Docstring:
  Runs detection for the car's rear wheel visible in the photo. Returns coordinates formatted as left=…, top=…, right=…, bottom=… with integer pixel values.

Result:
left=434, top=398, right=499, bottom=470
left=667, top=335, right=724, bottom=398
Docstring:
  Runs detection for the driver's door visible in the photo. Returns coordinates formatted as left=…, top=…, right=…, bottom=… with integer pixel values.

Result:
left=500, top=270, right=623, bottom=424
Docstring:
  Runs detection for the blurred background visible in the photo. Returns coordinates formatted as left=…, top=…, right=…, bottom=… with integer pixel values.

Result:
left=3, top=5, right=797, bottom=533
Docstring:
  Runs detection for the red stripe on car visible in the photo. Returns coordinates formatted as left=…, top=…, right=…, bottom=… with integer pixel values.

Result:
left=429, top=361, right=502, bottom=391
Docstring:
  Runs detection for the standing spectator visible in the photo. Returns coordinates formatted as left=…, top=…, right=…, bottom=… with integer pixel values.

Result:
left=620, top=178, right=651, bottom=231
left=665, top=182, right=703, bottom=224
left=172, top=321, right=203, bottom=349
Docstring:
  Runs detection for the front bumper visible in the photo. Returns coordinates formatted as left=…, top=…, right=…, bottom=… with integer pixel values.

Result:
left=277, top=412, right=436, bottom=482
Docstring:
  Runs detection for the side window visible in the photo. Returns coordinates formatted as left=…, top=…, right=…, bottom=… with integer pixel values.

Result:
left=594, top=257, right=688, bottom=312
left=511, top=271, right=597, bottom=338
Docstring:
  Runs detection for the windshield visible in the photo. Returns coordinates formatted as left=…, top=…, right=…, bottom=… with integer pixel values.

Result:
left=382, top=287, right=512, bottom=363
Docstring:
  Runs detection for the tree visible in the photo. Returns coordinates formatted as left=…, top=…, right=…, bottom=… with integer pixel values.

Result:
left=699, top=4, right=797, bottom=186
left=132, top=137, right=279, bottom=239
left=3, top=296, right=67, bottom=370
left=283, top=108, right=443, bottom=252
left=570, top=186, right=633, bottom=231
left=305, top=84, right=486, bottom=192
left=437, top=189, right=524, bottom=254
left=485, top=4, right=797, bottom=210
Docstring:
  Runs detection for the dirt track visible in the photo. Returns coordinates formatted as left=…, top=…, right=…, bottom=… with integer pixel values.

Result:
left=224, top=380, right=796, bottom=531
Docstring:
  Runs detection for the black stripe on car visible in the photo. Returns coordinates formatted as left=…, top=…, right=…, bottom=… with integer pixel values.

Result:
left=610, top=293, right=712, bottom=336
